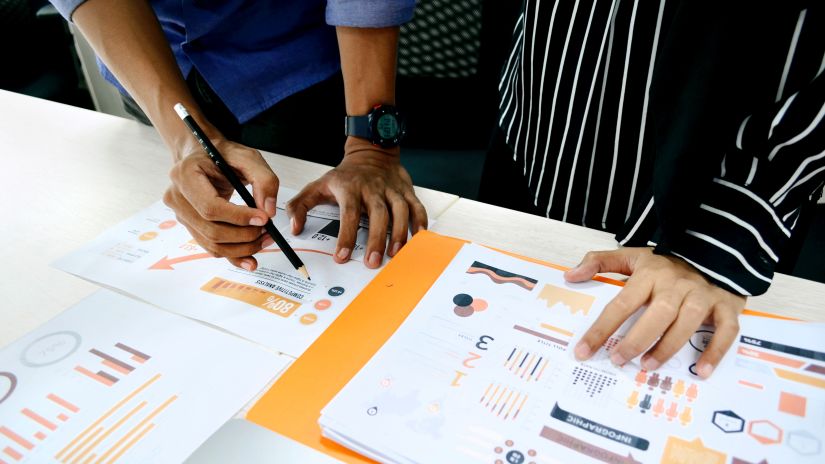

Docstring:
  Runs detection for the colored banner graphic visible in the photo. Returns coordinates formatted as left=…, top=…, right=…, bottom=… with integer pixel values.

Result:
left=550, top=403, right=649, bottom=451
left=539, top=425, right=642, bottom=464
left=739, top=336, right=825, bottom=362
left=661, top=437, right=726, bottom=464
left=466, top=261, right=537, bottom=290
left=537, top=285, right=595, bottom=315
left=200, top=277, right=301, bottom=317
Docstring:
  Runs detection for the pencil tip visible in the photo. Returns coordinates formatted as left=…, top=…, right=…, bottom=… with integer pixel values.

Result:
left=298, top=266, right=311, bottom=281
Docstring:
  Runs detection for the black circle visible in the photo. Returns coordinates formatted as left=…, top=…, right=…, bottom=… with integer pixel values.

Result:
left=328, top=286, right=345, bottom=297
left=506, top=450, right=525, bottom=464
left=453, top=293, right=473, bottom=306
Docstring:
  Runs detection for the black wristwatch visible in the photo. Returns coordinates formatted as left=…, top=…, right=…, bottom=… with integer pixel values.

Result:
left=345, top=104, right=406, bottom=148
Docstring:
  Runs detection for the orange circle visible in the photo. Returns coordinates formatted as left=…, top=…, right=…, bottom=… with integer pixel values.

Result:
left=314, top=299, right=332, bottom=310
left=471, top=299, right=488, bottom=312
left=299, top=313, right=318, bottom=325
left=158, top=220, right=177, bottom=230
left=139, top=231, right=158, bottom=241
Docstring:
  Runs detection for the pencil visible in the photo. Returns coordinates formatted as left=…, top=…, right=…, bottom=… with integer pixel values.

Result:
left=173, top=103, right=310, bottom=280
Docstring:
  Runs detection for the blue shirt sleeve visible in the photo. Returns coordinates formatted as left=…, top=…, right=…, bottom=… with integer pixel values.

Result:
left=49, top=0, right=87, bottom=20
left=326, top=0, right=416, bottom=27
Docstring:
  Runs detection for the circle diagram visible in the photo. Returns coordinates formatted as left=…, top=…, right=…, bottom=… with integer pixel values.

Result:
left=299, top=313, right=318, bottom=325
left=328, top=286, right=345, bottom=297
left=314, top=300, right=332, bottom=310
left=452, top=293, right=488, bottom=318
left=0, top=372, right=17, bottom=405
left=21, top=331, right=82, bottom=367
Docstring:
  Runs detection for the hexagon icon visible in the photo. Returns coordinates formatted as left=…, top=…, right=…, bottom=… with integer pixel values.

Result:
left=747, top=420, right=783, bottom=445
left=712, top=410, right=745, bottom=433
left=787, top=430, right=822, bottom=455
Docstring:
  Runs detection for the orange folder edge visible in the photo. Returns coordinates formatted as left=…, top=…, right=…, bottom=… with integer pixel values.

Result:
left=246, top=230, right=792, bottom=463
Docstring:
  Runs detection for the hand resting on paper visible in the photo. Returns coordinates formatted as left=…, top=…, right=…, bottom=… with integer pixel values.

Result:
left=163, top=137, right=279, bottom=272
left=286, top=137, right=428, bottom=270
left=565, top=247, right=746, bottom=379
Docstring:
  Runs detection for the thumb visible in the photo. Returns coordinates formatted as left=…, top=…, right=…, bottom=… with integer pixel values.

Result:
left=564, top=249, right=634, bottom=282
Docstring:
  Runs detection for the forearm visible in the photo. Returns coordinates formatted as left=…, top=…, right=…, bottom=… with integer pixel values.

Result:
left=72, top=0, right=218, bottom=160
left=336, top=26, right=400, bottom=157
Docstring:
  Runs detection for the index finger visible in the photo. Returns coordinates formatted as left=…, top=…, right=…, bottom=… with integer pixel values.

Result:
left=574, top=277, right=653, bottom=361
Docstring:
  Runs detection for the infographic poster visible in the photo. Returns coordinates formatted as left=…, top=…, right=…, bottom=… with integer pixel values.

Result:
left=54, top=188, right=379, bottom=357
left=0, top=290, right=287, bottom=463
left=320, top=244, right=825, bottom=464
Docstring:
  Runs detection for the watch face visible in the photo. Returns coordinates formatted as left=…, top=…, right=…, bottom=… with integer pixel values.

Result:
left=375, top=114, right=399, bottom=139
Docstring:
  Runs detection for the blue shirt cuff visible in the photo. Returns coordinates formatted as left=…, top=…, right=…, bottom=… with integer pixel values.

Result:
left=326, top=0, right=415, bottom=27
left=49, top=0, right=87, bottom=21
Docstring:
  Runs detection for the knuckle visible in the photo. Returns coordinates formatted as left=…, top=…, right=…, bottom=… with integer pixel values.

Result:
left=681, top=302, right=707, bottom=319
left=652, top=300, right=679, bottom=319
left=200, top=204, right=221, bottom=221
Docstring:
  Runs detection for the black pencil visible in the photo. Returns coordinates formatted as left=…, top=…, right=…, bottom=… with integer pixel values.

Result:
left=174, top=103, right=310, bottom=280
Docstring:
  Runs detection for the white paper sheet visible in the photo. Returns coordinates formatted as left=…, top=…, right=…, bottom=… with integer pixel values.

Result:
left=0, top=290, right=288, bottom=464
left=320, top=243, right=825, bottom=464
left=54, top=188, right=381, bottom=357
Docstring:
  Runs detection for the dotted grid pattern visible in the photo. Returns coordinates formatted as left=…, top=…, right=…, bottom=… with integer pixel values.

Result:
left=398, top=0, right=482, bottom=78
left=571, top=366, right=618, bottom=399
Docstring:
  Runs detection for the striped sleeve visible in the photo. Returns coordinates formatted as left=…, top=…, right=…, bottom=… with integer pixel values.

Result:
left=661, top=71, right=825, bottom=296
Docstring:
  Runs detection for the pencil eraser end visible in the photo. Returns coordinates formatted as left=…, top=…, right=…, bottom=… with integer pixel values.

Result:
left=173, top=103, right=189, bottom=120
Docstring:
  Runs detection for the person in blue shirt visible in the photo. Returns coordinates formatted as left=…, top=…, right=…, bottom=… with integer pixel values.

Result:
left=51, top=0, right=426, bottom=271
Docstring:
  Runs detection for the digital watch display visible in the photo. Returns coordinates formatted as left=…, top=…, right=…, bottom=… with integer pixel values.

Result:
left=345, top=104, right=406, bottom=148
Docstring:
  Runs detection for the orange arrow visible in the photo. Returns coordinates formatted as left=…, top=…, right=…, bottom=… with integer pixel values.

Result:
left=149, top=248, right=339, bottom=270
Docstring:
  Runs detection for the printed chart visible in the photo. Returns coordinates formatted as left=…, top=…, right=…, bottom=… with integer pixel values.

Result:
left=54, top=187, right=380, bottom=357
left=319, top=244, right=825, bottom=464
left=0, top=290, right=286, bottom=463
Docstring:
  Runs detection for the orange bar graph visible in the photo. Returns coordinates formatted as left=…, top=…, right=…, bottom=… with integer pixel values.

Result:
left=101, top=360, right=131, bottom=376
left=775, top=368, right=825, bottom=389
left=0, top=427, right=33, bottom=450
left=56, top=374, right=161, bottom=461
left=95, top=395, right=177, bottom=464
left=73, top=367, right=116, bottom=387
left=48, top=394, right=80, bottom=413
left=82, top=454, right=97, bottom=464
left=200, top=277, right=301, bottom=317
left=3, top=447, right=22, bottom=462
left=70, top=402, right=148, bottom=464
left=22, top=408, right=57, bottom=431
left=105, top=423, right=155, bottom=464
left=738, top=346, right=806, bottom=368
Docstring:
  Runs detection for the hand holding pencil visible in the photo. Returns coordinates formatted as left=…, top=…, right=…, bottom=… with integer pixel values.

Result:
left=163, top=103, right=310, bottom=279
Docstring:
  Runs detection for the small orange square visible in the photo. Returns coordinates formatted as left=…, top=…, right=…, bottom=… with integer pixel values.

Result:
left=779, top=391, right=806, bottom=417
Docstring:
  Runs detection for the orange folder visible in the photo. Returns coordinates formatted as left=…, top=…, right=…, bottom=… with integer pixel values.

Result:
left=246, top=230, right=789, bottom=463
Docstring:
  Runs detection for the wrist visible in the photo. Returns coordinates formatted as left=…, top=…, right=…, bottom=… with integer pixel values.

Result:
left=344, top=136, right=400, bottom=159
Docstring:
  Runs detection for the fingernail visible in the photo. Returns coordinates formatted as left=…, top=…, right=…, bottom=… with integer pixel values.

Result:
left=262, top=237, right=275, bottom=248
left=336, top=248, right=351, bottom=261
left=698, top=363, right=714, bottom=378
left=290, top=217, right=298, bottom=235
left=610, top=352, right=627, bottom=366
left=416, top=225, right=426, bottom=234
left=265, top=197, right=276, bottom=217
left=240, top=260, right=253, bottom=271
left=642, top=356, right=660, bottom=371
left=574, top=342, right=591, bottom=360
left=391, top=242, right=402, bottom=256
left=249, top=217, right=265, bottom=226
left=368, top=251, right=382, bottom=268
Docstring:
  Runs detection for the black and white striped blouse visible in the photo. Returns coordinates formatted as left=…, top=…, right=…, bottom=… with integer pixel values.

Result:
left=497, top=0, right=825, bottom=296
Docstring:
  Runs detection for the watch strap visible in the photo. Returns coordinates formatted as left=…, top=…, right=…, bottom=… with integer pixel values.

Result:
left=345, top=115, right=371, bottom=139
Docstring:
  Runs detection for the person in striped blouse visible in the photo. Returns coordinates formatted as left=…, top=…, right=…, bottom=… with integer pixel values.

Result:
left=480, top=1, right=824, bottom=377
